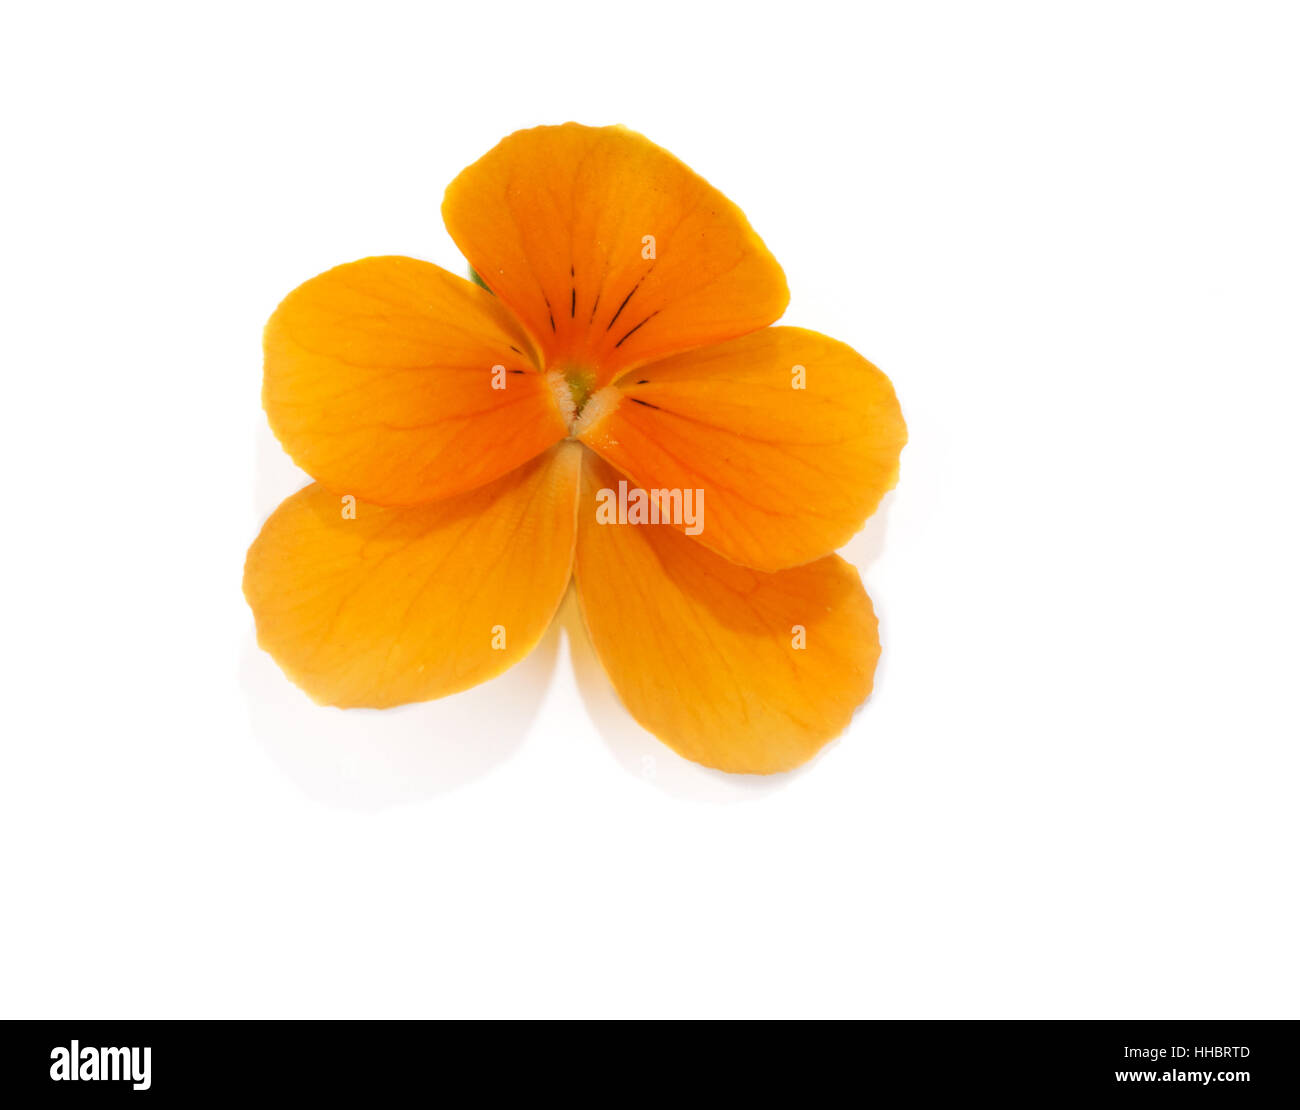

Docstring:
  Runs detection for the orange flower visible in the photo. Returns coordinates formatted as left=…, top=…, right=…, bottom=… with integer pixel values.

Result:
left=243, top=123, right=906, bottom=774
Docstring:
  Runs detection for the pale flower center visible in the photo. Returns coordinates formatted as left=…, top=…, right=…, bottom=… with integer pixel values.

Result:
left=547, top=364, right=616, bottom=434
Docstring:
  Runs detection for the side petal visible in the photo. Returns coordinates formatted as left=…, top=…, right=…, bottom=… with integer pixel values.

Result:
left=442, top=123, right=789, bottom=382
left=576, top=326, right=907, bottom=571
left=264, top=256, right=567, bottom=506
left=243, top=443, right=581, bottom=709
left=574, top=455, right=879, bottom=774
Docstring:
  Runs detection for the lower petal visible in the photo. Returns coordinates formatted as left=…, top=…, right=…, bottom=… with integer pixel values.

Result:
left=573, top=455, right=880, bottom=773
left=244, top=444, right=581, bottom=708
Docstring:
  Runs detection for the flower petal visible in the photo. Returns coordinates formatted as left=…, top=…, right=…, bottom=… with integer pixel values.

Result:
left=264, top=256, right=567, bottom=506
left=576, top=326, right=906, bottom=571
left=243, top=443, right=581, bottom=708
left=442, top=123, right=789, bottom=382
left=574, top=455, right=879, bottom=774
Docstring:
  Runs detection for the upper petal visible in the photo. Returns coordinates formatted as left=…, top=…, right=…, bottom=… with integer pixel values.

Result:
left=263, top=255, right=567, bottom=506
left=243, top=442, right=581, bottom=708
left=441, top=123, right=789, bottom=382
left=576, top=326, right=907, bottom=571
left=574, top=454, right=879, bottom=774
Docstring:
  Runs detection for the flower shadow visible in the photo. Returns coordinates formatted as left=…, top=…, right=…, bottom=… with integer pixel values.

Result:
left=840, top=492, right=895, bottom=574
left=240, top=619, right=558, bottom=810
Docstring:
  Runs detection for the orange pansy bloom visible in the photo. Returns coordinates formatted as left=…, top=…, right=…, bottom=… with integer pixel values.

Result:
left=244, top=123, right=906, bottom=774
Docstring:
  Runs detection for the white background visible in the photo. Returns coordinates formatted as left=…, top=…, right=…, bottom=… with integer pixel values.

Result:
left=2, top=1, right=1297, bottom=1018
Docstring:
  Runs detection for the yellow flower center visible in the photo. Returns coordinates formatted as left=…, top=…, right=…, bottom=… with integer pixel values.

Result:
left=546, top=364, right=603, bottom=433
left=563, top=364, right=597, bottom=413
